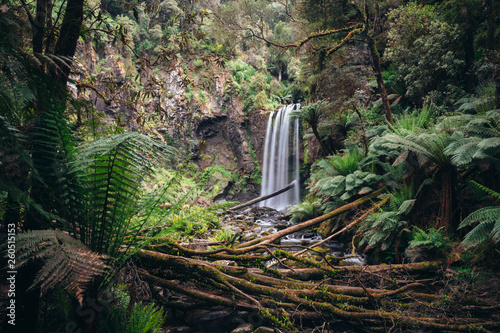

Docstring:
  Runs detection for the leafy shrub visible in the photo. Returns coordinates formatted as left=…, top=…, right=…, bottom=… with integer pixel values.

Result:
left=358, top=186, right=415, bottom=258
left=288, top=197, right=322, bottom=223
left=126, top=302, right=165, bottom=333
left=309, top=147, right=365, bottom=183
left=312, top=170, right=379, bottom=202
left=254, top=90, right=268, bottom=109
left=405, top=227, right=450, bottom=262
left=358, top=210, right=409, bottom=253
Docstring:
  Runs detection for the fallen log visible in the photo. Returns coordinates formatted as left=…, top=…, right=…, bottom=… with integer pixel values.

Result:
left=228, top=181, right=296, bottom=211
left=234, top=187, right=386, bottom=250
left=130, top=186, right=500, bottom=332
left=135, top=249, right=500, bottom=332
left=294, top=196, right=390, bottom=256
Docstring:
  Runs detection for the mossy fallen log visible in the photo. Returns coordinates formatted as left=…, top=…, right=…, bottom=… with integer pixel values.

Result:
left=135, top=249, right=500, bottom=332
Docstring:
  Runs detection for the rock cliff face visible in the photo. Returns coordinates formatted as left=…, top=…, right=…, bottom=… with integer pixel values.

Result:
left=73, top=40, right=268, bottom=184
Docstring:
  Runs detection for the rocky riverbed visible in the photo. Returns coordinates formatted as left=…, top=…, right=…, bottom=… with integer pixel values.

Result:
left=220, top=206, right=368, bottom=266
left=158, top=206, right=368, bottom=333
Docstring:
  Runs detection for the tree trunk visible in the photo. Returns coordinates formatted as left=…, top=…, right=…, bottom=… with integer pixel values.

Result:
left=462, top=5, right=475, bottom=93
left=53, top=0, right=84, bottom=85
left=33, top=0, right=47, bottom=54
left=312, top=124, right=332, bottom=155
left=366, top=37, right=393, bottom=124
left=136, top=248, right=500, bottom=332
left=484, top=0, right=495, bottom=51
left=483, top=0, right=500, bottom=109
left=435, top=168, right=458, bottom=235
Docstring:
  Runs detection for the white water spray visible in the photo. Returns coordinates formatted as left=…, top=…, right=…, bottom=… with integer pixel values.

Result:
left=259, top=104, right=300, bottom=210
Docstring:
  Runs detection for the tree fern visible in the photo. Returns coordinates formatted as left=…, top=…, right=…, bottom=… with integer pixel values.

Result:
left=329, top=147, right=365, bottom=176
left=358, top=185, right=416, bottom=255
left=26, top=106, right=83, bottom=230
left=382, top=132, right=454, bottom=167
left=288, top=100, right=327, bottom=125
left=288, top=100, right=332, bottom=154
left=309, top=147, right=365, bottom=185
left=311, top=170, right=379, bottom=202
left=454, top=81, right=496, bottom=115
left=8, top=230, right=109, bottom=300
left=5, top=132, right=176, bottom=298
left=459, top=207, right=500, bottom=248
left=459, top=181, right=500, bottom=249
left=74, top=132, right=175, bottom=256
left=445, top=111, right=500, bottom=167
left=358, top=211, right=409, bottom=251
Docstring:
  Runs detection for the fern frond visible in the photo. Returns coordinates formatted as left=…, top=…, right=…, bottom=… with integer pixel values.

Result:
left=288, top=198, right=322, bottom=222
left=390, top=107, right=433, bottom=134
left=288, top=100, right=328, bottom=126
left=74, top=132, right=175, bottom=256
left=459, top=206, right=500, bottom=249
left=475, top=137, right=500, bottom=157
left=468, top=181, right=500, bottom=201
left=8, top=230, right=109, bottom=298
left=126, top=302, right=165, bottom=333
left=329, top=147, right=364, bottom=176
left=446, top=137, right=481, bottom=166
left=382, top=132, right=453, bottom=167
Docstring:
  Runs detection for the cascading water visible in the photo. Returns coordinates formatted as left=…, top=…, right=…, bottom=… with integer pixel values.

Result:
left=259, top=104, right=300, bottom=210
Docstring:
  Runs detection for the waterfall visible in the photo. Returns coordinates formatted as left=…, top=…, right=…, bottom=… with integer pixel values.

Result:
left=259, top=104, right=300, bottom=210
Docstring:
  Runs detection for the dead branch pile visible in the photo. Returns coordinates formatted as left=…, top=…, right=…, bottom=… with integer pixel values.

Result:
left=133, top=192, right=500, bottom=332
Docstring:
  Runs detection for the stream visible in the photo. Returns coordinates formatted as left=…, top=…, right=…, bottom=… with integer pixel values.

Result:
left=221, top=206, right=368, bottom=266
left=161, top=206, right=367, bottom=333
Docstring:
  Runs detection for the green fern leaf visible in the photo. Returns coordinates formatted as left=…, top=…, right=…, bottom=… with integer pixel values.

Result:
left=459, top=206, right=500, bottom=249
left=74, top=132, right=175, bottom=256
left=5, top=230, right=109, bottom=298
left=397, top=199, right=416, bottom=216
left=468, top=181, right=500, bottom=201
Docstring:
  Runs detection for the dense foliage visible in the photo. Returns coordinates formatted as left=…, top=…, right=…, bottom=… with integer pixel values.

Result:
left=1, top=0, right=499, bottom=332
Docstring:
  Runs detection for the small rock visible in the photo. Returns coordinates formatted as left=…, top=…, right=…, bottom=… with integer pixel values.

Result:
left=163, top=326, right=191, bottom=333
left=260, top=230, right=271, bottom=237
left=253, top=326, right=274, bottom=333
left=212, top=260, right=237, bottom=266
left=243, top=233, right=254, bottom=241
left=231, top=323, right=254, bottom=333
left=275, top=222, right=288, bottom=230
left=193, top=197, right=211, bottom=207
left=187, top=309, right=232, bottom=323
left=159, top=202, right=173, bottom=209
